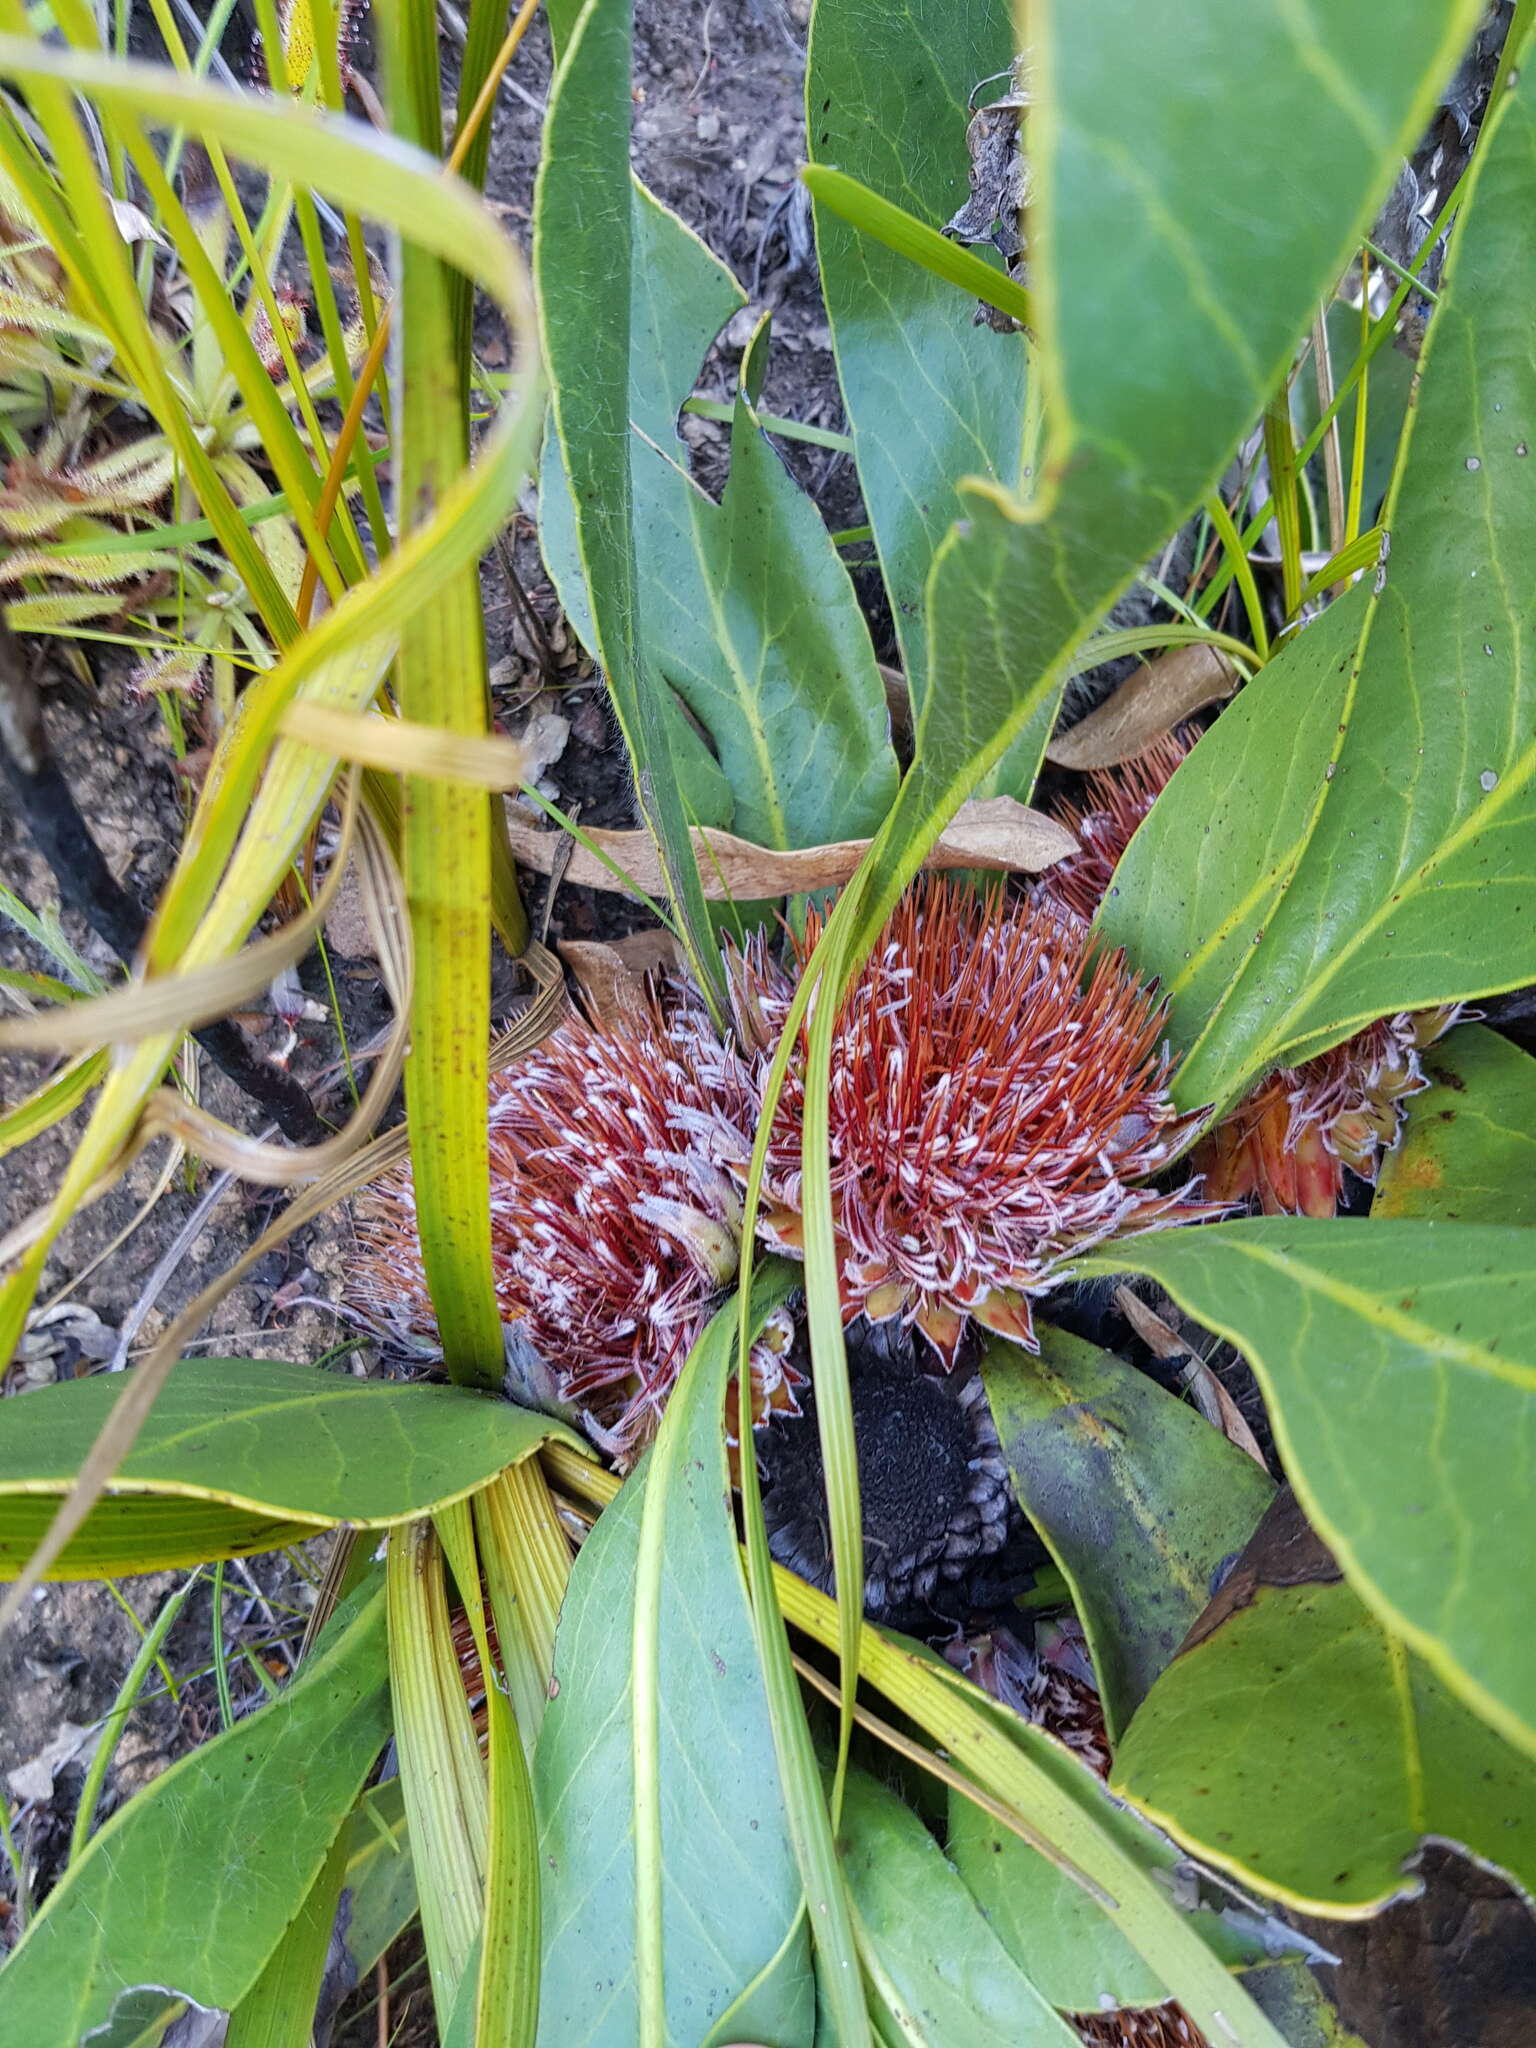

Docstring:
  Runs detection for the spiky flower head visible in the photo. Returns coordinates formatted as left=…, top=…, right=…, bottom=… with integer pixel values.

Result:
left=1036, top=730, right=1196, bottom=926
left=1196, top=1005, right=1458, bottom=1217
left=725, top=879, right=1206, bottom=1364
left=1037, top=729, right=1459, bottom=1216
left=350, top=992, right=801, bottom=1465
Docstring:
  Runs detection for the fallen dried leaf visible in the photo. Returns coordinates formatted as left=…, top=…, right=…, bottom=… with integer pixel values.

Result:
left=503, top=795, right=1075, bottom=900
left=1114, top=1285, right=1268, bottom=1471
left=1047, top=642, right=1238, bottom=770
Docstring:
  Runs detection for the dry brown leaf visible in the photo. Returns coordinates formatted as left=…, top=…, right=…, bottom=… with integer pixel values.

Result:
left=558, top=939, right=653, bottom=1033
left=503, top=796, right=1076, bottom=900
left=1113, top=1284, right=1268, bottom=1471
left=1046, top=641, right=1238, bottom=770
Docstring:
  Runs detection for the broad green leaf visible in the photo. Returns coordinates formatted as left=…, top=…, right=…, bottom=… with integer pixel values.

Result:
left=0, top=1582, right=389, bottom=2041
left=533, top=1270, right=812, bottom=2048
left=532, top=0, right=720, bottom=1001
left=542, top=185, right=898, bottom=853
left=1106, top=67, right=1536, bottom=1116
left=1089, top=584, right=1369, bottom=1063
left=983, top=1325, right=1274, bottom=1740
left=839, top=1766, right=1078, bottom=2045
left=805, top=0, right=1024, bottom=707
left=1113, top=1494, right=1536, bottom=1913
left=1080, top=1220, right=1536, bottom=1756
left=948, top=1757, right=1274, bottom=2016
left=1374, top=1024, right=1536, bottom=1225
left=776, top=1578, right=1291, bottom=2046
left=829, top=0, right=1483, bottom=937
left=0, top=1357, right=578, bottom=1577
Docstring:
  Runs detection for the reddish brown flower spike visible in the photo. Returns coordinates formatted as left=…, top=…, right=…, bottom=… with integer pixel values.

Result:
left=350, top=995, right=800, bottom=1465
left=1038, top=729, right=1195, bottom=926
left=730, top=879, right=1207, bottom=1363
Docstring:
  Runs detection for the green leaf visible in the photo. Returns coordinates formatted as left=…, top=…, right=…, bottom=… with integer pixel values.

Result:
left=1112, top=1493, right=1536, bottom=1913
left=829, top=0, right=1483, bottom=939
left=0, top=1358, right=577, bottom=1577
left=1106, top=66, right=1536, bottom=1116
left=839, top=1766, right=1079, bottom=2045
left=1080, top=1220, right=1536, bottom=1757
left=805, top=0, right=1025, bottom=707
left=948, top=1756, right=1273, bottom=2016
left=532, top=0, right=720, bottom=1001
left=336, top=1777, right=417, bottom=1981
left=801, top=166, right=1034, bottom=334
left=1374, top=1024, right=1536, bottom=1225
left=542, top=189, right=898, bottom=854
left=982, top=1325, right=1274, bottom=1740
left=532, top=1269, right=813, bottom=2047
left=0, top=1582, right=389, bottom=2041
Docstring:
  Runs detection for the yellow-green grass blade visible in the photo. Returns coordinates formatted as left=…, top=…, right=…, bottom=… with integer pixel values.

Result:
left=224, top=1826, right=351, bottom=2048
left=778, top=1580, right=1289, bottom=2048
left=0, top=57, right=297, bottom=634
left=380, top=0, right=504, bottom=1385
left=0, top=50, right=542, bottom=1380
left=387, top=1521, right=487, bottom=2027
left=0, top=1048, right=107, bottom=1162
left=734, top=962, right=870, bottom=2046
left=434, top=1499, right=540, bottom=2048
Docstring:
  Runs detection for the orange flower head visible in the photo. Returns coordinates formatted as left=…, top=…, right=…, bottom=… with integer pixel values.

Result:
left=1038, top=730, right=1194, bottom=926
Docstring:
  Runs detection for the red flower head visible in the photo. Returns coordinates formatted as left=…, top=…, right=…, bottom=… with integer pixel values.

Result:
left=726, top=879, right=1207, bottom=1364
left=1037, top=730, right=1196, bottom=927
left=1039, top=730, right=1457, bottom=1217
left=350, top=993, right=801, bottom=1466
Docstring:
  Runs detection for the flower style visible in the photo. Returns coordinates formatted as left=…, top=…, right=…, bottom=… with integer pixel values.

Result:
left=1039, top=728, right=1457, bottom=1217
left=725, top=879, right=1206, bottom=1364
left=350, top=992, right=801, bottom=1465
